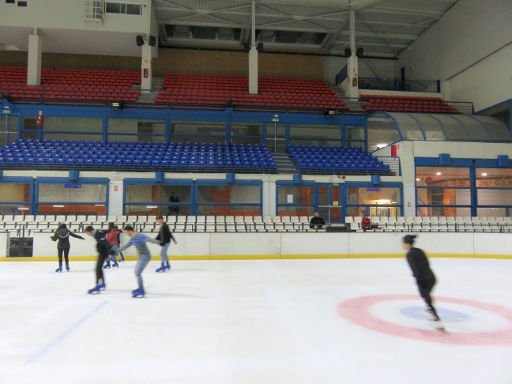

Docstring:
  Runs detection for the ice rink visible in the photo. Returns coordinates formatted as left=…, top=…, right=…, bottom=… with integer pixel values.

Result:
left=0, top=257, right=511, bottom=384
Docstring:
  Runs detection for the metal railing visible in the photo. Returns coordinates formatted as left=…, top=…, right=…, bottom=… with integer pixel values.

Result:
left=359, top=77, right=440, bottom=93
left=375, top=156, right=401, bottom=176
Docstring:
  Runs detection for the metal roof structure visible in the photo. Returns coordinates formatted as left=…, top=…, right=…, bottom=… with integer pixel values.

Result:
left=155, top=0, right=459, bottom=57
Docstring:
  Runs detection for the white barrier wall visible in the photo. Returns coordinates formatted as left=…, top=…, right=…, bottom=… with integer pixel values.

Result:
left=1, top=232, right=511, bottom=260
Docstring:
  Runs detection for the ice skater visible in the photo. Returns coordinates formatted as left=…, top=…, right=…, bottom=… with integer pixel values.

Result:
left=51, top=223, right=85, bottom=272
left=104, top=223, right=120, bottom=269
left=117, top=225, right=160, bottom=298
left=155, top=215, right=177, bottom=272
left=402, top=234, right=445, bottom=331
left=84, top=226, right=112, bottom=294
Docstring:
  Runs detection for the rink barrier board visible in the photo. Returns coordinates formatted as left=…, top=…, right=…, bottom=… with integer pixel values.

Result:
left=1, top=253, right=511, bottom=261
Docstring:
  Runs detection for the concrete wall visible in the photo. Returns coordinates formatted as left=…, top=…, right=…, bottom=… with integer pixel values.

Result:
left=397, top=0, right=512, bottom=110
left=1, top=232, right=511, bottom=259
left=324, top=56, right=396, bottom=84
left=0, top=48, right=325, bottom=79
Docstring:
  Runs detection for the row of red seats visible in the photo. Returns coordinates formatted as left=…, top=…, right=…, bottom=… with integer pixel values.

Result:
left=360, top=95, right=459, bottom=114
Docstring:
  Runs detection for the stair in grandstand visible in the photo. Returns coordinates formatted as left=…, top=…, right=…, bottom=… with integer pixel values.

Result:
left=376, top=156, right=400, bottom=176
left=272, top=153, right=299, bottom=174
left=329, top=84, right=365, bottom=112
left=135, top=77, right=164, bottom=104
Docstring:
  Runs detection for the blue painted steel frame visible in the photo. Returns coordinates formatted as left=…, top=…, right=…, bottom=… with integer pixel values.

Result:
left=8, top=103, right=369, bottom=148
left=122, top=177, right=263, bottom=216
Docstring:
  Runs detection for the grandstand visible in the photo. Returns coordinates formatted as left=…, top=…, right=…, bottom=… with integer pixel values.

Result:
left=1, top=0, right=512, bottom=382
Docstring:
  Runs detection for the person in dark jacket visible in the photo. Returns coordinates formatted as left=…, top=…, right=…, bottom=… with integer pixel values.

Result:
left=51, top=223, right=85, bottom=272
left=402, top=235, right=445, bottom=331
left=84, top=226, right=112, bottom=294
left=309, top=212, right=326, bottom=229
left=155, top=216, right=177, bottom=272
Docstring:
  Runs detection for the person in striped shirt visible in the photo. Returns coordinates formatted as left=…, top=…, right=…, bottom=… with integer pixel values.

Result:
left=118, top=225, right=160, bottom=298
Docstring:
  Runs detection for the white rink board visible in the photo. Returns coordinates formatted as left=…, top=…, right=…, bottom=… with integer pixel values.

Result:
left=1, top=232, right=512, bottom=258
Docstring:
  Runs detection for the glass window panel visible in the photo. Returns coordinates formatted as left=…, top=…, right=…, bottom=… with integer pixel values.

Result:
left=43, top=117, right=102, bottom=133
left=108, top=134, right=165, bottom=142
left=277, top=205, right=313, bottom=216
left=433, top=114, right=468, bottom=141
left=391, top=113, right=424, bottom=140
left=44, top=133, right=103, bottom=141
left=125, top=185, right=191, bottom=203
left=288, top=139, right=340, bottom=146
left=171, top=136, right=226, bottom=143
left=417, top=188, right=471, bottom=206
left=415, top=167, right=470, bottom=187
left=413, top=114, right=446, bottom=140
left=347, top=141, right=365, bottom=148
left=477, top=189, right=512, bottom=206
left=37, top=204, right=106, bottom=215
left=0, top=204, right=31, bottom=215
left=477, top=207, right=512, bottom=217
left=197, top=205, right=261, bottom=216
left=105, top=2, right=121, bottom=13
left=277, top=186, right=314, bottom=205
left=231, top=123, right=262, bottom=137
left=289, top=124, right=341, bottom=139
left=346, top=187, right=401, bottom=205
left=417, top=206, right=471, bottom=217
left=451, top=115, right=490, bottom=141
left=473, top=116, right=511, bottom=142
left=231, top=137, right=262, bottom=144
left=197, top=185, right=261, bottom=204
left=109, top=119, right=165, bottom=135
left=172, top=121, right=226, bottom=136
left=476, top=168, right=512, bottom=188
left=126, top=4, right=141, bottom=15
left=0, top=183, right=31, bottom=202
left=125, top=204, right=192, bottom=216
left=346, top=125, right=365, bottom=140
left=0, top=115, right=18, bottom=146
left=38, top=183, right=107, bottom=203
left=345, top=206, right=402, bottom=218
left=367, top=113, right=401, bottom=150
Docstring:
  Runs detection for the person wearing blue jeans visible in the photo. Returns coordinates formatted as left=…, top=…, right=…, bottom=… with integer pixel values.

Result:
left=155, top=216, right=177, bottom=272
left=118, top=225, right=160, bottom=298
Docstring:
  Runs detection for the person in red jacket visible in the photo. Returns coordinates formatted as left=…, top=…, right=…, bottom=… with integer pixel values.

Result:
left=361, top=215, right=372, bottom=231
left=104, top=222, right=120, bottom=269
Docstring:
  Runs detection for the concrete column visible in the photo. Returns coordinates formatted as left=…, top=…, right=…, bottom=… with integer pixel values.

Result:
left=248, top=0, right=258, bottom=94
left=27, top=33, right=42, bottom=86
left=397, top=141, right=416, bottom=216
left=141, top=42, right=152, bottom=93
left=346, top=7, right=359, bottom=99
left=108, top=179, right=124, bottom=217
left=262, top=180, right=276, bottom=216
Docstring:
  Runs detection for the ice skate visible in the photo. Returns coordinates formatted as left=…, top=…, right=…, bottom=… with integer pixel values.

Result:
left=132, top=288, right=145, bottom=298
left=65, top=264, right=70, bottom=272
left=55, top=265, right=62, bottom=273
left=432, top=320, right=446, bottom=333
left=156, top=264, right=166, bottom=272
left=165, top=262, right=171, bottom=270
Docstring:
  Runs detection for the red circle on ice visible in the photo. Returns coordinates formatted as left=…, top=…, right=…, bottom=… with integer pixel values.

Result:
left=338, top=295, right=512, bottom=345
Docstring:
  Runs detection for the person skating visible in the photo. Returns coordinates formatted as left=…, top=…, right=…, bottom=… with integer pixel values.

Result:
left=51, top=223, right=85, bottom=272
left=117, top=225, right=160, bottom=298
left=104, top=223, right=120, bottom=269
left=155, top=216, right=177, bottom=272
left=84, top=226, right=112, bottom=294
left=402, top=234, right=445, bottom=332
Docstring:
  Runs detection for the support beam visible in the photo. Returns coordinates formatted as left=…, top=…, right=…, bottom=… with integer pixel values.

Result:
left=27, top=32, right=42, bottom=86
left=141, top=41, right=152, bottom=93
left=248, top=0, right=258, bottom=94
left=346, top=6, right=359, bottom=98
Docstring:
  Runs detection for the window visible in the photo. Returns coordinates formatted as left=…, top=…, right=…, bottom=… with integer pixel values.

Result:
left=346, top=186, right=402, bottom=218
left=109, top=119, right=165, bottom=142
left=231, top=122, right=262, bottom=145
left=125, top=183, right=192, bottom=216
left=42, top=117, right=103, bottom=141
left=37, top=182, right=107, bottom=215
left=172, top=121, right=226, bottom=142
left=475, top=168, right=512, bottom=216
left=0, top=182, right=32, bottom=214
left=196, top=184, right=261, bottom=216
left=277, top=185, right=314, bottom=217
left=415, top=167, right=470, bottom=187
left=289, top=124, right=341, bottom=146
left=345, top=125, right=366, bottom=147
left=367, top=113, right=401, bottom=150
left=105, top=2, right=141, bottom=15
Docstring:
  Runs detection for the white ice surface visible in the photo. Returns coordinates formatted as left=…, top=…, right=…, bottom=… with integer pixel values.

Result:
left=0, top=258, right=511, bottom=384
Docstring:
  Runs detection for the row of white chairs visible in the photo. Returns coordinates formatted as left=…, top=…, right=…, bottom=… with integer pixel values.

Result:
left=346, top=216, right=512, bottom=225
left=349, top=222, right=512, bottom=233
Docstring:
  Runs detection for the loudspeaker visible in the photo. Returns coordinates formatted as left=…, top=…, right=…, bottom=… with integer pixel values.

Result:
left=226, top=173, right=235, bottom=184
left=356, top=47, right=364, bottom=57
left=136, top=35, right=144, bottom=46
left=148, top=35, right=157, bottom=47
left=257, top=42, right=264, bottom=51
left=439, top=154, right=451, bottom=166
left=344, top=48, right=351, bottom=57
